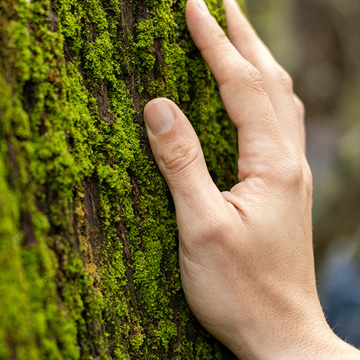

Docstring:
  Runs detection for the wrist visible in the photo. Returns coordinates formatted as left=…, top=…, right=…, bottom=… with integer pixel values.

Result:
left=274, top=326, right=358, bottom=360
left=230, top=296, right=360, bottom=360
left=290, top=330, right=360, bottom=360
left=233, top=322, right=360, bottom=360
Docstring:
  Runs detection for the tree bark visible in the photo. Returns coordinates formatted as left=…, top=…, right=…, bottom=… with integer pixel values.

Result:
left=0, top=0, right=241, bottom=358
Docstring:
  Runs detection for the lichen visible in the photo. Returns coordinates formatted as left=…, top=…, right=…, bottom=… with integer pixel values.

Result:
left=0, top=0, right=243, bottom=358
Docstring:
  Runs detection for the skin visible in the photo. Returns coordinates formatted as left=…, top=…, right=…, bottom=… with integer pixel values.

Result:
left=144, top=0, right=360, bottom=358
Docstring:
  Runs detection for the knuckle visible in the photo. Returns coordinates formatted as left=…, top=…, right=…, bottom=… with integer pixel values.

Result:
left=214, top=27, right=229, bottom=47
left=242, top=62, right=265, bottom=89
left=286, top=161, right=304, bottom=185
left=193, top=216, right=231, bottom=247
left=270, top=147, right=305, bottom=186
left=302, top=162, right=313, bottom=194
left=294, top=95, right=305, bottom=118
left=281, top=157, right=313, bottom=194
left=199, top=22, right=228, bottom=54
left=239, top=161, right=270, bottom=181
left=242, top=61, right=262, bottom=81
left=198, top=221, right=222, bottom=241
left=228, top=59, right=266, bottom=93
left=162, top=140, right=198, bottom=174
left=207, top=218, right=229, bottom=239
left=274, top=66, right=294, bottom=93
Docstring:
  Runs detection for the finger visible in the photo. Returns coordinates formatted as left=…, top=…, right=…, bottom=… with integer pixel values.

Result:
left=144, top=99, right=227, bottom=230
left=224, top=0, right=303, bottom=153
left=186, top=0, right=286, bottom=174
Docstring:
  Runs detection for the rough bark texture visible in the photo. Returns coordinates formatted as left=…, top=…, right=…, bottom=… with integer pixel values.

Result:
left=0, top=0, right=242, bottom=358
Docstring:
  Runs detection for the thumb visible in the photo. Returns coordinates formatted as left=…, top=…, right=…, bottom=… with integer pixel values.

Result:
left=144, top=98, right=222, bottom=224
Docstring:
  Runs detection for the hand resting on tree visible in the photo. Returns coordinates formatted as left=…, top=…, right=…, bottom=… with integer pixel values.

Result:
left=144, top=0, right=360, bottom=358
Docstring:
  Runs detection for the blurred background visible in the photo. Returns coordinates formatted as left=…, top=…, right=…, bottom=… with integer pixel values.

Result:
left=246, top=0, right=360, bottom=348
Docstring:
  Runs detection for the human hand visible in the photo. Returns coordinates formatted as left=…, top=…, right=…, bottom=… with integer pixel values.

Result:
left=144, top=0, right=360, bottom=358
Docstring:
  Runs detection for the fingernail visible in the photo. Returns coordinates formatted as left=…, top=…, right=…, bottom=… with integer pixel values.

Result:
left=145, top=102, right=175, bottom=136
left=196, top=0, right=210, bottom=14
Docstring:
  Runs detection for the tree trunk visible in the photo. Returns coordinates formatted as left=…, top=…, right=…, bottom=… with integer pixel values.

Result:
left=0, top=0, right=241, bottom=358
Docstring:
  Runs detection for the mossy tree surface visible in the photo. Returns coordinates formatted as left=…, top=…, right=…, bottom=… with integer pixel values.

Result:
left=0, top=0, right=242, bottom=358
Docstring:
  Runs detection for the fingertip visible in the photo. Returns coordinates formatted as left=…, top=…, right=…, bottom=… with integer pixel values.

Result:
left=224, top=0, right=247, bottom=25
left=223, top=0, right=242, bottom=10
left=223, top=0, right=231, bottom=9
left=185, top=0, right=197, bottom=16
left=144, top=97, right=172, bottom=111
left=144, top=99, right=177, bottom=136
left=186, top=0, right=210, bottom=26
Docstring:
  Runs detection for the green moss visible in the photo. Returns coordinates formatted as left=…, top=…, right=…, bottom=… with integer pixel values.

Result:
left=0, top=0, right=243, bottom=358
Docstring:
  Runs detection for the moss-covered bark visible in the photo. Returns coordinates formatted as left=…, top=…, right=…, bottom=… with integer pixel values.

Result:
left=0, top=0, right=242, bottom=358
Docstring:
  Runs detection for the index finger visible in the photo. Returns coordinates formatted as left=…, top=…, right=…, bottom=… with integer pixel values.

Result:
left=186, top=0, right=286, bottom=177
